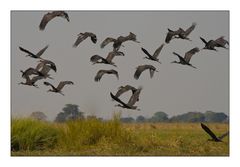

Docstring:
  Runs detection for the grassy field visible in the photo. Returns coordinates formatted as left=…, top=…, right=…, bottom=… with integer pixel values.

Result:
left=11, top=117, right=229, bottom=156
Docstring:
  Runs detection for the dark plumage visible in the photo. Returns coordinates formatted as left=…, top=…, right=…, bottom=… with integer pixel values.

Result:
left=171, top=47, right=200, bottom=69
left=20, top=67, right=42, bottom=78
left=19, top=45, right=48, bottom=59
left=19, top=75, right=44, bottom=88
left=201, top=123, right=229, bottom=142
left=141, top=44, right=165, bottom=63
left=44, top=81, right=74, bottom=96
left=134, top=65, right=158, bottom=80
left=115, top=85, right=137, bottom=98
left=73, top=32, right=97, bottom=47
left=94, top=69, right=119, bottom=82
left=39, top=11, right=69, bottom=30
left=200, top=36, right=229, bottom=51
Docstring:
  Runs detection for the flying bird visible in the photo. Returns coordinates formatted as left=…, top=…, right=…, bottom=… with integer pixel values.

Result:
left=134, top=65, right=158, bottom=80
left=171, top=47, right=200, bottom=69
left=39, top=11, right=70, bottom=30
left=20, top=67, right=42, bottom=78
left=110, top=86, right=142, bottom=110
left=201, top=123, right=229, bottom=142
left=165, top=23, right=196, bottom=43
left=73, top=32, right=97, bottom=47
left=90, top=51, right=124, bottom=67
left=19, top=45, right=48, bottom=59
left=141, top=44, right=165, bottom=63
left=36, top=59, right=57, bottom=72
left=200, top=36, right=229, bottom=51
left=44, top=81, right=74, bottom=96
left=101, top=32, right=140, bottom=51
left=94, top=69, right=119, bottom=82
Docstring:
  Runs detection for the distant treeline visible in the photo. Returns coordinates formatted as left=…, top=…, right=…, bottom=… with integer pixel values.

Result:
left=29, top=104, right=228, bottom=123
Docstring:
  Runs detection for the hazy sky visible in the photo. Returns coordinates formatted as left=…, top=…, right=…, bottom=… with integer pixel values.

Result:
left=11, top=11, right=229, bottom=120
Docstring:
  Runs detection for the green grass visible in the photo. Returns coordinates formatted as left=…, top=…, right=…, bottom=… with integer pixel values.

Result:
left=11, top=118, right=229, bottom=156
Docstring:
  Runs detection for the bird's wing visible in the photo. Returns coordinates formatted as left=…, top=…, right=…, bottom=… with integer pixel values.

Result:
left=73, top=33, right=90, bottom=47
left=94, top=70, right=106, bottom=82
left=184, top=22, right=196, bottom=37
left=134, top=65, right=146, bottom=80
left=100, top=37, right=116, bottom=48
left=57, top=81, right=74, bottom=91
left=106, top=51, right=116, bottom=62
left=218, top=131, right=229, bottom=140
left=141, top=47, right=153, bottom=58
left=127, top=87, right=142, bottom=106
left=184, top=47, right=199, bottom=63
left=39, top=12, right=56, bottom=30
left=201, top=123, right=219, bottom=141
left=19, top=47, right=36, bottom=57
left=90, top=55, right=105, bottom=63
left=110, top=92, right=129, bottom=108
left=200, top=37, right=208, bottom=45
left=22, top=68, right=41, bottom=77
left=215, top=36, right=229, bottom=46
left=108, top=70, right=119, bottom=79
left=43, top=81, right=56, bottom=90
left=153, top=44, right=165, bottom=58
left=36, top=45, right=49, bottom=58
left=39, top=65, right=51, bottom=76
left=115, top=85, right=134, bottom=98
left=121, top=32, right=137, bottom=42
left=173, top=52, right=185, bottom=63
left=90, top=33, right=97, bottom=43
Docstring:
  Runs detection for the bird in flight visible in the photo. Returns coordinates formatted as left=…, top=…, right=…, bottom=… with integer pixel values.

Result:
left=94, top=69, right=119, bottom=82
left=201, top=123, right=229, bottom=142
left=19, top=45, right=49, bottom=59
left=114, top=85, right=138, bottom=99
left=200, top=36, right=229, bottom=51
left=44, top=81, right=74, bottom=96
left=171, top=47, right=200, bottom=69
left=39, top=11, right=70, bottom=31
left=141, top=44, right=165, bottom=63
left=73, top=32, right=97, bottom=47
left=134, top=65, right=158, bottom=80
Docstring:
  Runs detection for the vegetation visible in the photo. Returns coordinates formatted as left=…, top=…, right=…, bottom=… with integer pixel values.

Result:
left=11, top=116, right=229, bottom=156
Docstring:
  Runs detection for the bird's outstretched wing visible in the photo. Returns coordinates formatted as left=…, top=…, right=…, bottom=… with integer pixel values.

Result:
left=201, top=123, right=219, bottom=141
left=36, top=45, right=49, bottom=58
left=94, top=70, right=106, bottom=82
left=90, top=55, right=105, bottom=63
left=100, top=37, right=116, bottom=48
left=36, top=59, right=57, bottom=72
left=115, top=85, right=137, bottom=98
left=200, top=37, right=208, bottom=45
left=21, top=68, right=41, bottom=78
left=39, top=11, right=69, bottom=30
left=153, top=44, right=165, bottom=58
left=141, top=47, right=153, bottom=58
left=57, top=81, right=74, bottom=91
left=31, top=76, right=44, bottom=84
left=184, top=22, right=196, bottom=37
left=19, top=47, right=36, bottom=57
left=215, top=36, right=229, bottom=47
left=165, top=31, right=175, bottom=43
left=173, top=52, right=185, bottom=63
left=73, top=32, right=97, bottom=47
left=43, top=81, right=56, bottom=90
left=184, top=47, right=199, bottom=63
left=110, top=92, right=129, bottom=108
left=134, top=65, right=145, bottom=80
left=127, top=87, right=142, bottom=106
left=218, top=131, right=229, bottom=140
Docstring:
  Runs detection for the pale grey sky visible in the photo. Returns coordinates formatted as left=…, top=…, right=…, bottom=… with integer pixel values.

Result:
left=11, top=11, right=229, bottom=120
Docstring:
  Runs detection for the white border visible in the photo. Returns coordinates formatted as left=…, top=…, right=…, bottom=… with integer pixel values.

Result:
left=1, top=0, right=239, bottom=167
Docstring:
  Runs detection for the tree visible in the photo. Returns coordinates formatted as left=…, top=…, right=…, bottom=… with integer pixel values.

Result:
left=150, top=111, right=168, bottom=122
left=55, top=104, right=84, bottom=122
left=136, top=115, right=146, bottom=123
left=204, top=111, right=228, bottom=123
left=30, top=111, right=47, bottom=121
left=120, top=117, right=135, bottom=123
left=169, top=112, right=205, bottom=123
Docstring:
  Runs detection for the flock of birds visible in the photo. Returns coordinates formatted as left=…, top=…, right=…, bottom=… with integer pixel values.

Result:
left=17, top=11, right=229, bottom=141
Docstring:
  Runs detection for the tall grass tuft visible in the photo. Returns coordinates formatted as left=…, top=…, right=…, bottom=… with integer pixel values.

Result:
left=11, top=118, right=59, bottom=151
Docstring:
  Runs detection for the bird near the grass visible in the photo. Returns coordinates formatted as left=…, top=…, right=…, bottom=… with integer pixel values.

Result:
left=201, top=123, right=229, bottom=142
left=200, top=36, right=229, bottom=51
left=114, top=85, right=138, bottom=99
left=101, top=32, right=140, bottom=51
left=73, top=32, right=97, bottom=47
left=44, top=81, right=74, bottom=96
left=39, top=11, right=70, bottom=31
left=90, top=51, right=124, bottom=67
left=110, top=86, right=142, bottom=110
left=141, top=44, right=165, bottom=63
left=94, top=69, right=119, bottom=82
left=19, top=45, right=49, bottom=59
left=134, top=65, right=158, bottom=80
left=165, top=22, right=196, bottom=43
left=18, top=75, right=44, bottom=88
left=171, top=47, right=200, bottom=69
